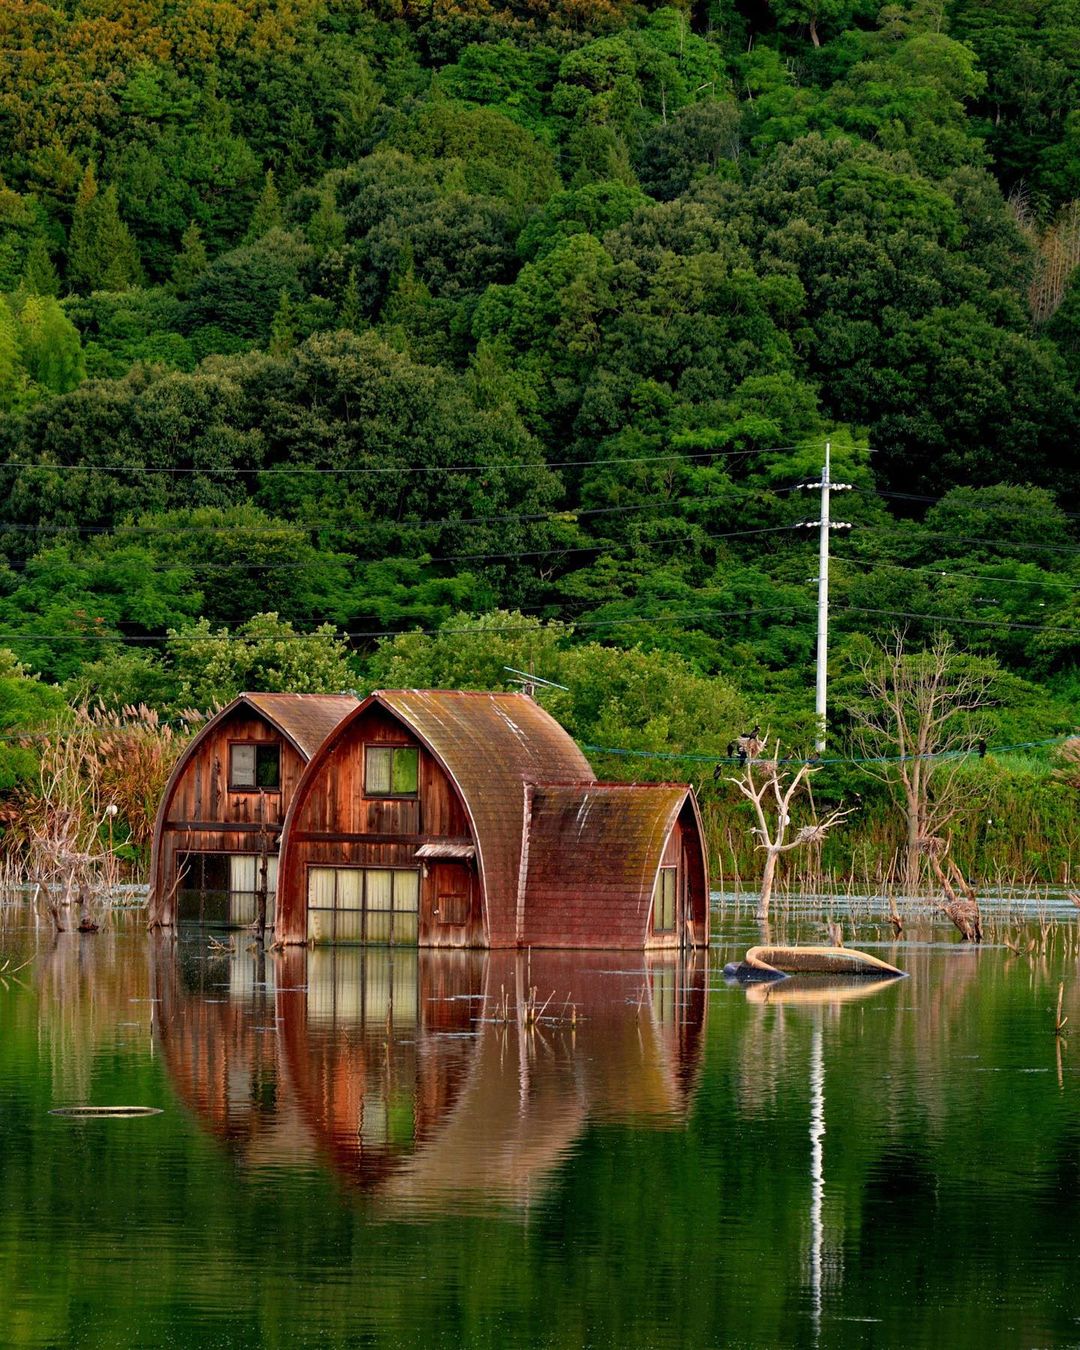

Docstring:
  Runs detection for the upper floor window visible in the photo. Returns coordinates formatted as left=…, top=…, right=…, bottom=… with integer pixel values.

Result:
left=230, top=743, right=281, bottom=790
left=364, top=745, right=419, bottom=797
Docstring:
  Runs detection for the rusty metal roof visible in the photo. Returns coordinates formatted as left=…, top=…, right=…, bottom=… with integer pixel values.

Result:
left=242, top=693, right=359, bottom=759
left=522, top=784, right=692, bottom=947
left=373, top=691, right=594, bottom=945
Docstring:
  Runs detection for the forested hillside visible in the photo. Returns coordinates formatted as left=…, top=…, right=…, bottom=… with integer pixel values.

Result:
left=0, top=0, right=1077, bottom=877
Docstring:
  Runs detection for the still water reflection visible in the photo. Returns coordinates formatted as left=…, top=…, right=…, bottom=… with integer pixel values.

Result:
left=4, top=902, right=1080, bottom=1347
left=153, top=944, right=705, bottom=1208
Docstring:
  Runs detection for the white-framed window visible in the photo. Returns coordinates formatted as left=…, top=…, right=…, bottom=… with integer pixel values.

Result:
left=229, top=742, right=281, bottom=790
left=307, top=866, right=420, bottom=944
left=363, top=745, right=419, bottom=797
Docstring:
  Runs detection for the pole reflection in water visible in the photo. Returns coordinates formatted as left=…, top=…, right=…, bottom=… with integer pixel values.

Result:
left=737, top=974, right=902, bottom=1339
left=151, top=942, right=708, bottom=1213
left=809, top=1019, right=824, bottom=1339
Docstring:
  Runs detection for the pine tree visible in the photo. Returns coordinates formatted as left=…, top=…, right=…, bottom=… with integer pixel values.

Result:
left=97, top=187, right=142, bottom=290
left=0, top=301, right=21, bottom=408
left=67, top=165, right=142, bottom=292
left=246, top=169, right=282, bottom=243
left=21, top=237, right=60, bottom=296
left=269, top=287, right=296, bottom=355
left=172, top=220, right=208, bottom=294
left=67, top=163, right=99, bottom=291
left=307, top=193, right=345, bottom=255
left=338, top=266, right=361, bottom=330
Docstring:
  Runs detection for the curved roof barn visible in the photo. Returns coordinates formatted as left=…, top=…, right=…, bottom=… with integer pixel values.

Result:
left=149, top=692, right=359, bottom=927
left=276, top=690, right=594, bottom=946
left=275, top=688, right=709, bottom=950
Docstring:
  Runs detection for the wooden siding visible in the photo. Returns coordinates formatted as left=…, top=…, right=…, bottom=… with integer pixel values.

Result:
left=276, top=706, right=484, bottom=947
left=150, top=709, right=308, bottom=925
left=371, top=692, right=594, bottom=945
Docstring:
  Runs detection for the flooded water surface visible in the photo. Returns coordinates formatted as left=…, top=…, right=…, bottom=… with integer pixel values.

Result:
left=3, top=899, right=1080, bottom=1347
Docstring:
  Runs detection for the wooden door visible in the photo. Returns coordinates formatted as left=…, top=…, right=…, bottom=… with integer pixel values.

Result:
left=426, top=862, right=473, bottom=944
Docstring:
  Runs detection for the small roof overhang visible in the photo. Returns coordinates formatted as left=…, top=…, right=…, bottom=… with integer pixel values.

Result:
left=414, top=843, right=476, bottom=861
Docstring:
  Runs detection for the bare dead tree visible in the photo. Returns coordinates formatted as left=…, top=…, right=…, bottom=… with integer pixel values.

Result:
left=728, top=741, right=853, bottom=921
left=845, top=631, right=997, bottom=894
left=921, top=834, right=982, bottom=942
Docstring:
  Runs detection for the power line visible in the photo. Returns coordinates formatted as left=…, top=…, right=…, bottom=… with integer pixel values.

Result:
left=0, top=443, right=841, bottom=478
left=0, top=521, right=803, bottom=576
left=834, top=603, right=1080, bottom=637
left=1, top=589, right=1078, bottom=649
left=0, top=604, right=814, bottom=646
left=865, top=488, right=1080, bottom=521
left=832, top=554, right=1080, bottom=593
left=0, top=490, right=808, bottom=538
left=582, top=735, right=1073, bottom=768
left=854, top=526, right=1080, bottom=556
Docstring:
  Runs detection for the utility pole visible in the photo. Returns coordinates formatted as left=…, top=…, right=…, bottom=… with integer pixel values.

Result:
left=797, top=443, right=852, bottom=752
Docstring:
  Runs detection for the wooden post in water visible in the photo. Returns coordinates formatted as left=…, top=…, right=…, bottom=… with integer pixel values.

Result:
left=256, top=789, right=269, bottom=942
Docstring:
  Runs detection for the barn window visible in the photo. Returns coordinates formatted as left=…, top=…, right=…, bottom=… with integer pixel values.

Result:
left=230, top=743, right=281, bottom=790
left=364, top=745, right=419, bottom=797
left=175, top=852, right=277, bottom=927
left=653, top=867, right=677, bottom=933
left=307, top=867, right=420, bottom=944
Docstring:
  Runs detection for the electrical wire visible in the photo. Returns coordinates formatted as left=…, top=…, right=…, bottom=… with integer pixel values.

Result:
left=582, top=735, right=1073, bottom=768
left=0, top=443, right=844, bottom=478
left=831, top=554, right=1080, bottom=592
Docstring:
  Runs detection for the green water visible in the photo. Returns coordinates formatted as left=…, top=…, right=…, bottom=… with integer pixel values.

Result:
left=3, top=899, right=1080, bottom=1348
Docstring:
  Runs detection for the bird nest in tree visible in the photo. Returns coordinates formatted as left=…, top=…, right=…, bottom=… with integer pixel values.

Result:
left=918, top=834, right=949, bottom=856
left=794, top=824, right=830, bottom=845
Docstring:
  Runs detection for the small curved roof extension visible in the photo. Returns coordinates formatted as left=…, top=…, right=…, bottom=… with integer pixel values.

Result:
left=522, top=783, right=704, bottom=947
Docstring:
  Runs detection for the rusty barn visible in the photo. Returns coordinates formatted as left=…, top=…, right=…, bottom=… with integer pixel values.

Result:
left=148, top=692, right=358, bottom=928
left=273, top=689, right=709, bottom=950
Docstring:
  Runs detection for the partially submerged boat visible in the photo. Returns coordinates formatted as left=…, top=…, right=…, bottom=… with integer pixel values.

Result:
left=723, top=945, right=906, bottom=983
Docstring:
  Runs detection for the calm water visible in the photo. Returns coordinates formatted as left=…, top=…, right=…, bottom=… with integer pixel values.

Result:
left=3, top=897, right=1080, bottom=1348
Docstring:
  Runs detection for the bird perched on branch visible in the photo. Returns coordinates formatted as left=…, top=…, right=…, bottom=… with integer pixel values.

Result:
left=737, top=724, right=762, bottom=761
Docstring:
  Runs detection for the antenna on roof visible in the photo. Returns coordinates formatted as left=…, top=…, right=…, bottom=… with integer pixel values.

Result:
left=503, top=666, right=569, bottom=700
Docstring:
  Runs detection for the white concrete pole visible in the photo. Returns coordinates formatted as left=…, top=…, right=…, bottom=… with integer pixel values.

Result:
left=815, top=442, right=831, bottom=752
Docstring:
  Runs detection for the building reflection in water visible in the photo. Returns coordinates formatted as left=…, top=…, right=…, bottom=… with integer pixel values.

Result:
left=150, top=942, right=707, bottom=1211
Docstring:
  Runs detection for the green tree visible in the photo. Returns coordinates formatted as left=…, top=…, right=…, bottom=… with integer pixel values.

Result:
left=245, top=169, right=283, bottom=243
left=15, top=295, right=85, bottom=394
left=338, top=266, right=361, bottom=329
left=166, top=613, right=354, bottom=706
left=21, top=236, right=60, bottom=296
left=268, top=287, right=296, bottom=355
left=0, top=647, right=65, bottom=790
left=172, top=221, right=208, bottom=294
left=67, top=164, right=142, bottom=292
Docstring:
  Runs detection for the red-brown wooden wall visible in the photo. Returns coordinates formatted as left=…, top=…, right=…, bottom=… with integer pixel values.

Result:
left=150, top=708, right=308, bottom=925
left=277, top=706, right=484, bottom=947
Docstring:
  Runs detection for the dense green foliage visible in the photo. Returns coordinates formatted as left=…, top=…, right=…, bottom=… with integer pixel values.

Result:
left=0, top=0, right=1077, bottom=874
